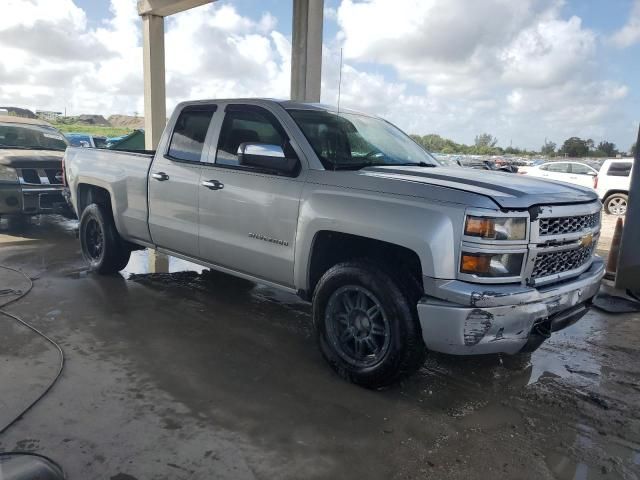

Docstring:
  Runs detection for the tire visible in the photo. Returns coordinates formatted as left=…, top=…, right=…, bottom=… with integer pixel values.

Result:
left=313, top=261, right=426, bottom=389
left=604, top=193, right=628, bottom=216
left=79, top=203, right=130, bottom=274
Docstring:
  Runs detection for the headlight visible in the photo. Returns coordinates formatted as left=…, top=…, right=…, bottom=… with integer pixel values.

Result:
left=460, top=252, right=524, bottom=278
left=0, top=165, right=18, bottom=182
left=464, top=215, right=527, bottom=241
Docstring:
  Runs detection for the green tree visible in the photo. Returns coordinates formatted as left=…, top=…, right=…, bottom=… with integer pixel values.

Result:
left=559, top=137, right=589, bottom=157
left=585, top=138, right=595, bottom=151
left=596, top=141, right=618, bottom=157
left=630, top=142, right=636, bottom=157
left=474, top=133, right=498, bottom=148
left=541, top=140, right=556, bottom=156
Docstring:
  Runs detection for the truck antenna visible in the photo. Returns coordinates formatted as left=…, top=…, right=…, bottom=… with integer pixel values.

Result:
left=337, top=47, right=343, bottom=114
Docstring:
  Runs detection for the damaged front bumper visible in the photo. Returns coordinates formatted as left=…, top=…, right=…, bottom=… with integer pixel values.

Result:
left=417, top=257, right=604, bottom=355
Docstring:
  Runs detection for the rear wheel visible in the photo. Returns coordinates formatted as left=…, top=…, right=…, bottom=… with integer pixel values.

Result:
left=313, top=261, right=426, bottom=388
left=79, top=203, right=130, bottom=274
left=604, top=193, right=628, bottom=215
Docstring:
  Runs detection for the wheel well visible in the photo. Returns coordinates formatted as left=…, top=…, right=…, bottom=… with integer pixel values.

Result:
left=603, top=190, right=628, bottom=201
left=306, top=231, right=423, bottom=299
left=77, top=184, right=112, bottom=215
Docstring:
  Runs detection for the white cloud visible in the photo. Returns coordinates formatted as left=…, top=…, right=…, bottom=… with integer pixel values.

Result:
left=0, top=0, right=634, bottom=151
left=611, top=0, right=640, bottom=47
left=332, top=0, right=633, bottom=149
left=0, top=0, right=289, bottom=117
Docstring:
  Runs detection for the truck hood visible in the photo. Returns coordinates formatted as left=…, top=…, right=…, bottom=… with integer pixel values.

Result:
left=359, top=166, right=598, bottom=209
left=0, top=149, right=65, bottom=168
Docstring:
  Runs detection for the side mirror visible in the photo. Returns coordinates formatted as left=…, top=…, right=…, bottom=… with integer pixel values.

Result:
left=79, top=141, right=90, bottom=148
left=237, top=143, right=299, bottom=175
left=586, top=171, right=598, bottom=176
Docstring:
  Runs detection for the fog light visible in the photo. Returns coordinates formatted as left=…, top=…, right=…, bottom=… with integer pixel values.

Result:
left=463, top=309, right=493, bottom=346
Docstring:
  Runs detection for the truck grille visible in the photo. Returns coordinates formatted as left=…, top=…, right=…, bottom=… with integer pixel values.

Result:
left=532, top=243, right=595, bottom=279
left=18, top=168, right=63, bottom=185
left=538, top=212, right=600, bottom=236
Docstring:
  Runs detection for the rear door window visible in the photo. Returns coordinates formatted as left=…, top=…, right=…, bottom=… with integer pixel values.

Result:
left=606, top=162, right=632, bottom=177
left=167, top=105, right=216, bottom=162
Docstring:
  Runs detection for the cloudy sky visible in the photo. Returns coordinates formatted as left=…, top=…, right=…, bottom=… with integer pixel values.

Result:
left=1, top=0, right=638, bottom=151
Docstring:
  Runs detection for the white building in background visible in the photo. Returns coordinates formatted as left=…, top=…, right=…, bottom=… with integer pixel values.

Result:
left=36, top=110, right=62, bottom=122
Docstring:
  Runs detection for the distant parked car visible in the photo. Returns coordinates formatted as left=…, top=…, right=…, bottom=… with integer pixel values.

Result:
left=433, top=155, right=462, bottom=167
left=107, top=129, right=145, bottom=150
left=65, top=133, right=107, bottom=148
left=465, top=159, right=517, bottom=173
left=522, top=161, right=598, bottom=189
left=596, top=159, right=634, bottom=215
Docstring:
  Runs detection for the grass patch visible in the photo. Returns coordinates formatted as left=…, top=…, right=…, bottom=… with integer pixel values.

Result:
left=52, top=123, right=133, bottom=137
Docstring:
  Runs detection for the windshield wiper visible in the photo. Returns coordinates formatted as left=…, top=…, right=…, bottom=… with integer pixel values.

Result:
left=392, top=162, right=437, bottom=167
left=332, top=162, right=375, bottom=170
left=332, top=161, right=437, bottom=171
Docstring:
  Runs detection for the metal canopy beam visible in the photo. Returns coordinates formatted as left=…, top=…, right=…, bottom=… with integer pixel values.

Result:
left=137, top=0, right=214, bottom=17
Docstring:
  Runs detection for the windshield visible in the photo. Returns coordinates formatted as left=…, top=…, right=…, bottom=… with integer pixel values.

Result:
left=0, top=122, right=68, bottom=151
left=288, top=109, right=438, bottom=170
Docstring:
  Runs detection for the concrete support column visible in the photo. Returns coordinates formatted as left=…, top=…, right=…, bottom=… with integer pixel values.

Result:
left=142, top=13, right=166, bottom=150
left=615, top=126, right=640, bottom=292
left=291, top=0, right=324, bottom=102
left=141, top=13, right=168, bottom=271
left=148, top=249, right=169, bottom=273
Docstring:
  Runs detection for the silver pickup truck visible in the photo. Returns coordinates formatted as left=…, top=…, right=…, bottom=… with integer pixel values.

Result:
left=64, top=98, right=604, bottom=388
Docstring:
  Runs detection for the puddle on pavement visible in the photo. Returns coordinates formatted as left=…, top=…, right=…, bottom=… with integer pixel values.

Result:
left=528, top=311, right=604, bottom=386
left=123, top=249, right=205, bottom=276
left=121, top=248, right=607, bottom=392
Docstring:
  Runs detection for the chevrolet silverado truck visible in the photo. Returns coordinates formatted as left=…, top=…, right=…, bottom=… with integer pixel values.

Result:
left=0, top=115, right=71, bottom=220
left=64, top=99, right=604, bottom=388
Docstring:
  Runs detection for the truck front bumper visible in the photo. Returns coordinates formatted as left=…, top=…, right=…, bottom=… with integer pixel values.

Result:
left=0, top=183, right=70, bottom=216
left=417, top=257, right=604, bottom=355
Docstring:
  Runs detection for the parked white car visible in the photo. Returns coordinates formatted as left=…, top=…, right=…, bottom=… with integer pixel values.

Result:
left=522, top=161, right=598, bottom=189
left=596, top=159, right=634, bottom=215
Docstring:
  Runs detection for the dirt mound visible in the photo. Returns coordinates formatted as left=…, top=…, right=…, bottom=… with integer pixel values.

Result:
left=108, top=114, right=144, bottom=129
left=76, top=114, right=110, bottom=126
left=0, top=106, right=37, bottom=118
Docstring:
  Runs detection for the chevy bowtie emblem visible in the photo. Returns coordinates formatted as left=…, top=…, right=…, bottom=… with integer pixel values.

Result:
left=580, top=233, right=593, bottom=247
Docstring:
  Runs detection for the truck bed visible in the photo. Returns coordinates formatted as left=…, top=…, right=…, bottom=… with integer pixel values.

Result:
left=65, top=147, right=154, bottom=244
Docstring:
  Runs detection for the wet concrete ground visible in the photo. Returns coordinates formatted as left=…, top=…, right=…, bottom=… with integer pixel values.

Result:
left=0, top=215, right=639, bottom=479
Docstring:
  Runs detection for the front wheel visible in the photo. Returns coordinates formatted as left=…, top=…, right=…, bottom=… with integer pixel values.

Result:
left=313, top=261, right=426, bottom=388
left=79, top=203, right=130, bottom=274
left=604, top=193, right=628, bottom=216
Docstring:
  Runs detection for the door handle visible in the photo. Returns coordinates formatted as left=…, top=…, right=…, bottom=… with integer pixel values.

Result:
left=202, top=179, right=224, bottom=190
left=151, top=172, right=169, bottom=181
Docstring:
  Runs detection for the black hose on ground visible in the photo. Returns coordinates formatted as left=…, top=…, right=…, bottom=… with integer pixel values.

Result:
left=0, top=265, right=66, bottom=478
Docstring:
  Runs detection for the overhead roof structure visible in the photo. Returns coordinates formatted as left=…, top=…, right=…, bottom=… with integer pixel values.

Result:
left=137, top=0, right=323, bottom=150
